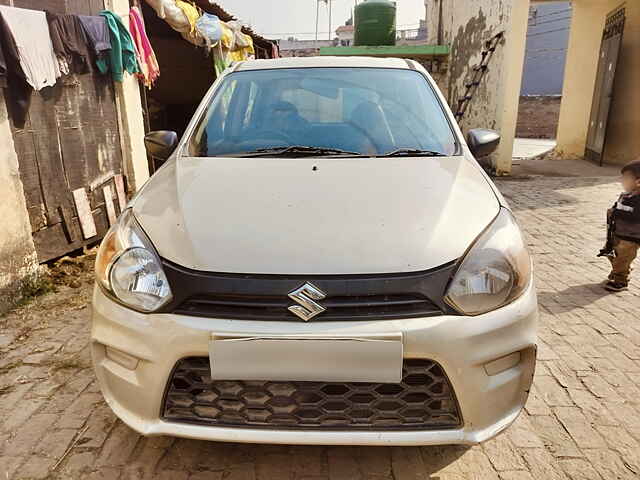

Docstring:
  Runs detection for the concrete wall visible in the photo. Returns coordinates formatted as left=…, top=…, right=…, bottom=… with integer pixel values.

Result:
left=425, top=0, right=530, bottom=175
left=0, top=95, right=38, bottom=313
left=556, top=0, right=639, bottom=165
left=521, top=1, right=571, bottom=95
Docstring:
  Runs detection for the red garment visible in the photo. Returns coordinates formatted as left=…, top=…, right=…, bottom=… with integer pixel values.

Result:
left=128, top=6, right=159, bottom=88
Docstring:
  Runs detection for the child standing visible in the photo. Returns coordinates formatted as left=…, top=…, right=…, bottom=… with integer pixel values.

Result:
left=601, top=161, right=640, bottom=292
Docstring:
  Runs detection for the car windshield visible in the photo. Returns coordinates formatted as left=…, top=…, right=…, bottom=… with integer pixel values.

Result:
left=187, top=67, right=458, bottom=157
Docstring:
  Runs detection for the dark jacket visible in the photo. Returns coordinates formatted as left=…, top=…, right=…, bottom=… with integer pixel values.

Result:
left=610, top=192, right=640, bottom=242
left=46, top=12, right=94, bottom=74
left=78, top=15, right=111, bottom=58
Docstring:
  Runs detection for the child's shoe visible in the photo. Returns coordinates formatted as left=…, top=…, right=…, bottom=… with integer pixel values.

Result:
left=605, top=281, right=628, bottom=292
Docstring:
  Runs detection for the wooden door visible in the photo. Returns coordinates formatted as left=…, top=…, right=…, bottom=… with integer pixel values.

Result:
left=585, top=8, right=625, bottom=166
left=1, top=0, right=127, bottom=262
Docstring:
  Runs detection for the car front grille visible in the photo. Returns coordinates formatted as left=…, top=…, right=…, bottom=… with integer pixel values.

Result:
left=162, top=357, right=462, bottom=430
left=175, top=293, right=443, bottom=321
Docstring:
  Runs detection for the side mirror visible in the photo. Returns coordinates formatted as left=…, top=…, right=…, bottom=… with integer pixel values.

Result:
left=467, top=128, right=500, bottom=158
left=144, top=130, right=178, bottom=163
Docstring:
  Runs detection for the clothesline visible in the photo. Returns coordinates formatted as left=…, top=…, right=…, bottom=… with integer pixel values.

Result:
left=0, top=4, right=160, bottom=128
left=142, top=0, right=277, bottom=75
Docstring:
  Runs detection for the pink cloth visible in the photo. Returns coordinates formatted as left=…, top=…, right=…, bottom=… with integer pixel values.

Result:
left=129, top=6, right=159, bottom=88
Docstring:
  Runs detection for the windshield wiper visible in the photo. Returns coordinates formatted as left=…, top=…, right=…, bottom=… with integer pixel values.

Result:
left=377, top=148, right=447, bottom=157
left=228, top=145, right=364, bottom=157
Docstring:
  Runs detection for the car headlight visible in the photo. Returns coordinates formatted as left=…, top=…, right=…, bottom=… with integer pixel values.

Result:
left=95, top=209, right=172, bottom=312
left=445, top=208, right=532, bottom=315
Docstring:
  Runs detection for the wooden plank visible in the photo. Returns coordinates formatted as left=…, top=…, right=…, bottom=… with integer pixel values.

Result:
left=33, top=207, right=109, bottom=262
left=58, top=205, right=76, bottom=243
left=8, top=128, right=47, bottom=230
left=14, top=0, right=66, bottom=10
left=30, top=88, right=70, bottom=226
left=64, top=0, right=92, bottom=15
left=103, top=184, right=117, bottom=226
left=57, top=80, right=90, bottom=192
left=114, top=174, right=127, bottom=212
left=89, top=0, right=106, bottom=15
left=72, top=188, right=97, bottom=239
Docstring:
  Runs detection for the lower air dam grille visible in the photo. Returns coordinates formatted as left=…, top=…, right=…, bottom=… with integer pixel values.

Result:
left=162, top=357, right=461, bottom=430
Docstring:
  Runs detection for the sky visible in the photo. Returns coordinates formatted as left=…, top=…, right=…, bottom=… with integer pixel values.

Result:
left=217, top=0, right=427, bottom=41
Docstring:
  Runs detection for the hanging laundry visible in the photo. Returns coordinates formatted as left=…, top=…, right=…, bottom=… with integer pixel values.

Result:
left=129, top=6, right=159, bottom=88
left=212, top=21, right=234, bottom=75
left=226, top=21, right=247, bottom=47
left=212, top=44, right=228, bottom=76
left=219, top=21, right=234, bottom=50
left=144, top=0, right=204, bottom=47
left=195, top=12, right=222, bottom=48
left=145, top=0, right=189, bottom=27
left=97, top=10, right=140, bottom=82
left=78, top=15, right=111, bottom=62
left=228, top=33, right=254, bottom=62
left=0, top=5, right=60, bottom=90
left=174, top=1, right=199, bottom=35
left=0, top=13, right=31, bottom=127
left=46, top=12, right=95, bottom=75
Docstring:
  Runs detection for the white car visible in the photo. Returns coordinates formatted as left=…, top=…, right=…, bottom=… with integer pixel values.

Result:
left=92, top=56, right=537, bottom=446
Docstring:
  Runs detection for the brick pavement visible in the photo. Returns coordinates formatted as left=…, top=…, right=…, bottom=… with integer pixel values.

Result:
left=1, top=173, right=640, bottom=479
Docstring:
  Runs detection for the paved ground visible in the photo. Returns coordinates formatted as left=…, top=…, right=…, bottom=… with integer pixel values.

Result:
left=2, top=169, right=640, bottom=480
left=512, top=138, right=556, bottom=160
left=512, top=158, right=620, bottom=179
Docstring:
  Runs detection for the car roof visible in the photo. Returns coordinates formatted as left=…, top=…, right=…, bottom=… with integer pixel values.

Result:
left=234, top=56, right=413, bottom=71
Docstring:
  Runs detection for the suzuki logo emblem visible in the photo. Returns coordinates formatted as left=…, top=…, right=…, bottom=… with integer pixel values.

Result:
left=288, top=282, right=326, bottom=321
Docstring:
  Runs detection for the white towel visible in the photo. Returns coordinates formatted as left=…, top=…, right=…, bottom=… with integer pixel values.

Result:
left=0, top=5, right=60, bottom=90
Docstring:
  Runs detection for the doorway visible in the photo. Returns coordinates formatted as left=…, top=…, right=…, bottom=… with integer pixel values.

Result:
left=584, top=7, right=625, bottom=166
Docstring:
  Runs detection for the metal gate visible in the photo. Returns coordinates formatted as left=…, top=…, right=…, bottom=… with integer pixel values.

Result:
left=585, top=7, right=625, bottom=165
left=1, top=0, right=126, bottom=262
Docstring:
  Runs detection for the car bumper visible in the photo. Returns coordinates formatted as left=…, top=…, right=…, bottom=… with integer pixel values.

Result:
left=91, top=284, right=537, bottom=446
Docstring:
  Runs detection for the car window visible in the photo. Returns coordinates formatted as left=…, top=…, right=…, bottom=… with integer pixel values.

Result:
left=188, top=68, right=458, bottom=157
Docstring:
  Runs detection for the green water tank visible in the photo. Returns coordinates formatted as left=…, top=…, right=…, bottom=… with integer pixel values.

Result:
left=354, top=0, right=396, bottom=46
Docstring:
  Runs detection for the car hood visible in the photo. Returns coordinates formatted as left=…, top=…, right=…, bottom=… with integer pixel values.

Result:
left=132, top=156, right=500, bottom=274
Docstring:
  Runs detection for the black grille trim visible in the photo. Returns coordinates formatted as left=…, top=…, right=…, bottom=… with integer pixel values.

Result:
left=161, top=357, right=462, bottom=430
left=175, top=293, right=442, bottom=321
left=159, top=259, right=459, bottom=320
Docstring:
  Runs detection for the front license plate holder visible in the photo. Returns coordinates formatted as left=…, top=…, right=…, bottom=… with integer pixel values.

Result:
left=209, top=333, right=403, bottom=383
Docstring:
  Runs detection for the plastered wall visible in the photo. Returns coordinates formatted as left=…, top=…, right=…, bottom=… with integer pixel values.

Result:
left=0, top=95, right=38, bottom=313
left=425, top=0, right=529, bottom=174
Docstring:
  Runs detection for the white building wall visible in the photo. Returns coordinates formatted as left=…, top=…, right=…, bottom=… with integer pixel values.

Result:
left=425, top=0, right=530, bottom=174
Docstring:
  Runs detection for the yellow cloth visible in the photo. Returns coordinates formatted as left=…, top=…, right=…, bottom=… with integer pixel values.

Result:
left=229, top=49, right=245, bottom=62
left=219, top=22, right=234, bottom=49
left=229, top=34, right=254, bottom=62
left=244, top=34, right=255, bottom=55
left=175, top=0, right=200, bottom=34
